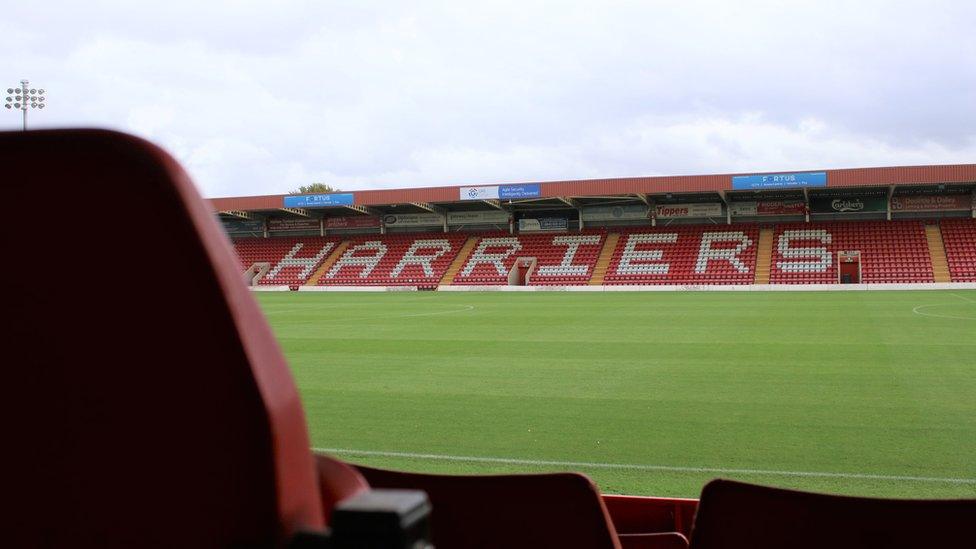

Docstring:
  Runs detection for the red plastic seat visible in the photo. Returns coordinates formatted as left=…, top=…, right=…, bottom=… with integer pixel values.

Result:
left=3, top=129, right=356, bottom=546
left=688, top=479, right=975, bottom=548
left=356, top=464, right=690, bottom=548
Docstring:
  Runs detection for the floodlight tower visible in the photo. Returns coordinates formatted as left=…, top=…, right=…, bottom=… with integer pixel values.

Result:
left=5, top=79, right=46, bottom=131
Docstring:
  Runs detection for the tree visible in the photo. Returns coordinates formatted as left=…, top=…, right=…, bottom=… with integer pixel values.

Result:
left=291, top=183, right=338, bottom=194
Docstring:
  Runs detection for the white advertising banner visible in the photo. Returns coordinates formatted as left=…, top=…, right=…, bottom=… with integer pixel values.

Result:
left=460, top=186, right=500, bottom=200
left=729, top=202, right=758, bottom=216
left=382, top=213, right=444, bottom=227
left=447, top=210, right=510, bottom=225
left=654, top=203, right=723, bottom=219
left=581, top=205, right=650, bottom=222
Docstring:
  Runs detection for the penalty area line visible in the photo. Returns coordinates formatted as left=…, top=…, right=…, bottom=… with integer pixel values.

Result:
left=315, top=447, right=976, bottom=485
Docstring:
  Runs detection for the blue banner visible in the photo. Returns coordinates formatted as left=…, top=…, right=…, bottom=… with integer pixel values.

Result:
left=499, top=183, right=541, bottom=199
left=283, top=193, right=355, bottom=208
left=732, top=171, right=827, bottom=190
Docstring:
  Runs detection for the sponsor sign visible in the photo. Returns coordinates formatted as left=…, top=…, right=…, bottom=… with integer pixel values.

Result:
left=268, top=218, right=320, bottom=232
left=889, top=195, right=971, bottom=212
left=499, top=184, right=541, bottom=199
left=519, top=217, right=568, bottom=231
left=732, top=171, right=827, bottom=190
left=654, top=202, right=723, bottom=219
left=221, top=218, right=264, bottom=234
left=460, top=186, right=499, bottom=200
left=810, top=196, right=887, bottom=213
left=325, top=215, right=381, bottom=229
left=382, top=213, right=444, bottom=227
left=581, top=205, right=650, bottom=222
left=729, top=200, right=806, bottom=216
left=446, top=210, right=510, bottom=225
left=459, top=183, right=542, bottom=201
left=283, top=193, right=355, bottom=208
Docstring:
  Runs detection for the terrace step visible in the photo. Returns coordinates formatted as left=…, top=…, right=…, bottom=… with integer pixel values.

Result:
left=925, top=224, right=951, bottom=283
left=589, top=233, right=620, bottom=285
left=440, top=236, right=480, bottom=285
left=754, top=227, right=774, bottom=284
left=305, top=240, right=350, bottom=285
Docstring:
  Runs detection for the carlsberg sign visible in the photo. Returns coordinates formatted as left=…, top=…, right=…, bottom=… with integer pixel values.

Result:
left=810, top=196, right=887, bottom=213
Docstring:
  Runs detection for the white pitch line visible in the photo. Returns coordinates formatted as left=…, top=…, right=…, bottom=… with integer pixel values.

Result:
left=951, top=292, right=976, bottom=304
left=911, top=304, right=976, bottom=321
left=315, top=447, right=976, bottom=485
left=912, top=293, right=976, bottom=321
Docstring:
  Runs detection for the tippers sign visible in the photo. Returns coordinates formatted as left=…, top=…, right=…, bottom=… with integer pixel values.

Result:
left=810, top=196, right=887, bottom=213
left=654, top=203, right=723, bottom=219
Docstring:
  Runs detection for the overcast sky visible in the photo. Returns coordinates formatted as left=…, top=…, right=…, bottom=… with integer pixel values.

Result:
left=3, top=1, right=975, bottom=197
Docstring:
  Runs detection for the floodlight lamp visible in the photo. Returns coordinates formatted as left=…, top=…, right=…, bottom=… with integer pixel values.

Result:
left=15, top=88, right=21, bottom=93
left=5, top=97, right=10, bottom=102
left=6, top=88, right=12, bottom=94
left=38, top=104, right=45, bottom=109
left=31, top=103, right=37, bottom=108
left=38, top=89, right=44, bottom=94
left=4, top=104, right=9, bottom=109
left=15, top=95, right=21, bottom=100
left=38, top=97, right=44, bottom=102
left=14, top=102, right=20, bottom=108
left=29, top=89, right=35, bottom=94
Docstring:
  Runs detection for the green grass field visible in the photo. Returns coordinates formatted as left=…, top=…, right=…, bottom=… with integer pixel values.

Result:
left=256, top=290, right=976, bottom=499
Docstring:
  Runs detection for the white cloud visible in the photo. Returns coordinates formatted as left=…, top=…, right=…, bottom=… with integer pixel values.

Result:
left=1, top=1, right=974, bottom=197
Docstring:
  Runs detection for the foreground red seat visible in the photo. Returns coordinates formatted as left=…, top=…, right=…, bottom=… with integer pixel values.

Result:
left=1, top=129, right=397, bottom=547
left=355, top=462, right=690, bottom=548
left=689, top=479, right=975, bottom=548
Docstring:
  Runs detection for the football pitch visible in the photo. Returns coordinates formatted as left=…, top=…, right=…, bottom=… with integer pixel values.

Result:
left=256, top=290, right=976, bottom=499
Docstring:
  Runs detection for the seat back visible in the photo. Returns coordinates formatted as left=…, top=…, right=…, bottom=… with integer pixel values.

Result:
left=689, top=479, right=976, bottom=548
left=3, top=130, right=323, bottom=547
left=357, top=464, right=621, bottom=548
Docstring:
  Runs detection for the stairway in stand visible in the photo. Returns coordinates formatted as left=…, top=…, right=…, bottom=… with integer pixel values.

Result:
left=589, top=233, right=620, bottom=285
left=925, top=224, right=951, bottom=282
left=754, top=227, right=774, bottom=284
left=305, top=241, right=350, bottom=286
left=440, top=236, right=481, bottom=285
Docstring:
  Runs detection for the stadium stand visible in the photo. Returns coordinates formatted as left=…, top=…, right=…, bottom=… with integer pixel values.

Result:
left=602, top=225, right=760, bottom=285
left=452, top=230, right=607, bottom=285
left=317, top=232, right=469, bottom=288
left=769, top=221, right=933, bottom=284
left=227, top=219, right=976, bottom=287
left=234, top=236, right=342, bottom=286
left=941, top=218, right=976, bottom=282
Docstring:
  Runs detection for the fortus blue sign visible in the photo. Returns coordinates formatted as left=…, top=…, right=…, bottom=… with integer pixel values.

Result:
left=732, top=172, right=827, bottom=190
left=283, top=193, right=355, bottom=208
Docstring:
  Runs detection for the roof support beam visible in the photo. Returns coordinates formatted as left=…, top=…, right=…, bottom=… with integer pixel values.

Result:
left=220, top=210, right=252, bottom=220
left=802, top=187, right=810, bottom=223
left=482, top=199, right=506, bottom=210
left=635, top=193, right=649, bottom=205
left=278, top=207, right=311, bottom=217
left=410, top=202, right=446, bottom=214
left=887, top=185, right=895, bottom=221
left=344, top=205, right=383, bottom=217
